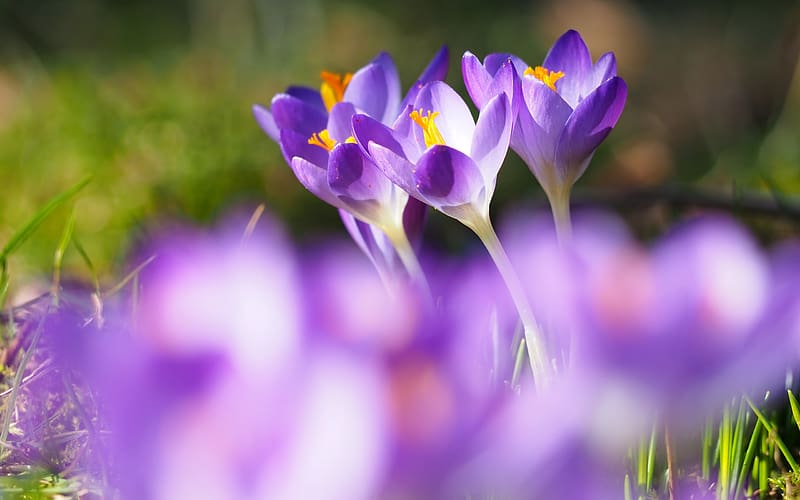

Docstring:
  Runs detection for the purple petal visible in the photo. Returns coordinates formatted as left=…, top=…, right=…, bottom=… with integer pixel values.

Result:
left=417, top=45, right=450, bottom=84
left=368, top=142, right=418, bottom=197
left=402, top=198, right=428, bottom=250
left=414, top=145, right=484, bottom=207
left=289, top=156, right=341, bottom=207
left=462, top=52, right=494, bottom=109
left=328, top=142, right=392, bottom=203
left=400, top=45, right=450, bottom=112
left=253, top=104, right=280, bottom=142
left=352, top=113, right=419, bottom=163
left=511, top=80, right=573, bottom=179
left=485, top=53, right=529, bottom=76
left=328, top=102, right=357, bottom=143
left=279, top=128, right=328, bottom=169
left=470, top=92, right=512, bottom=193
left=554, top=76, right=627, bottom=183
left=285, top=86, right=326, bottom=112
left=463, top=55, right=523, bottom=124
left=270, top=94, right=328, bottom=138
left=590, top=52, right=617, bottom=89
left=344, top=53, right=401, bottom=125
left=414, top=81, right=475, bottom=154
left=542, top=30, right=593, bottom=107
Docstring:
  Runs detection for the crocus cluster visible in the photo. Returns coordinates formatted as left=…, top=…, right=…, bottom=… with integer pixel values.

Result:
left=255, top=29, right=627, bottom=383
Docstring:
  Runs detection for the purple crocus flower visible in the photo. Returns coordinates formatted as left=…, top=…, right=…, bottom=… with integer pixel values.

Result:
left=463, top=30, right=627, bottom=240
left=352, top=79, right=513, bottom=225
left=253, top=49, right=448, bottom=286
left=352, top=78, right=551, bottom=385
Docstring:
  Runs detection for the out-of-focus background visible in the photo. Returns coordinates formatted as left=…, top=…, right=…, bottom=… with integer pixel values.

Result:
left=0, top=0, right=798, bottom=285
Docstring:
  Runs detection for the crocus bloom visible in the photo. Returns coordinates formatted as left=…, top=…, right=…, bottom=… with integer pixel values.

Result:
left=253, top=49, right=448, bottom=285
left=353, top=78, right=551, bottom=385
left=463, top=30, right=627, bottom=240
left=352, top=79, right=513, bottom=225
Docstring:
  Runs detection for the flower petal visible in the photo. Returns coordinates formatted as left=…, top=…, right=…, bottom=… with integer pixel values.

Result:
left=328, top=142, right=392, bottom=203
left=270, top=93, right=328, bottom=138
left=400, top=45, right=450, bottom=112
left=542, top=30, right=593, bottom=107
left=512, top=79, right=573, bottom=173
left=484, top=52, right=529, bottom=76
left=589, top=52, right=617, bottom=90
left=462, top=52, right=494, bottom=109
left=285, top=86, right=326, bottom=112
left=413, top=81, right=475, bottom=154
left=414, top=145, right=484, bottom=207
left=279, top=128, right=328, bottom=169
left=555, top=76, right=627, bottom=184
left=402, top=197, right=428, bottom=250
left=253, top=104, right=280, bottom=142
left=328, top=102, right=357, bottom=143
left=289, top=156, right=341, bottom=208
left=470, top=92, right=512, bottom=194
left=344, top=52, right=401, bottom=125
left=368, top=142, right=419, bottom=197
left=352, top=113, right=420, bottom=164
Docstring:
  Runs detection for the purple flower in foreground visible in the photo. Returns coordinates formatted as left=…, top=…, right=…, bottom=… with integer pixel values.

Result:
left=509, top=213, right=797, bottom=434
left=463, top=29, right=627, bottom=239
left=253, top=49, right=448, bottom=284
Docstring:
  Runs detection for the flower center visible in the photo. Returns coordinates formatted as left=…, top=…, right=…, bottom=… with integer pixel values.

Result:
left=308, top=129, right=356, bottom=151
left=409, top=109, right=445, bottom=149
left=524, top=65, right=565, bottom=93
left=320, top=71, right=353, bottom=112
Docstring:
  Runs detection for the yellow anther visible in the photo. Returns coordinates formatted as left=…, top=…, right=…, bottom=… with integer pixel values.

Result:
left=524, top=65, right=565, bottom=93
left=308, top=129, right=337, bottom=151
left=308, top=129, right=356, bottom=151
left=320, top=71, right=353, bottom=112
left=409, top=109, right=446, bottom=149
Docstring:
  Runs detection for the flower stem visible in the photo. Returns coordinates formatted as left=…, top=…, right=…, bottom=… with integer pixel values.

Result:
left=385, top=226, right=432, bottom=302
left=548, top=189, right=573, bottom=246
left=470, top=215, right=550, bottom=386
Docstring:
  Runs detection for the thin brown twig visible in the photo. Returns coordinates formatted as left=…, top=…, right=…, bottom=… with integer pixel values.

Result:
left=539, top=185, right=800, bottom=220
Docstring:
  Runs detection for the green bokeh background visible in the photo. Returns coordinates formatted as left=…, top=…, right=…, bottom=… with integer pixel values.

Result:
left=0, top=0, right=798, bottom=291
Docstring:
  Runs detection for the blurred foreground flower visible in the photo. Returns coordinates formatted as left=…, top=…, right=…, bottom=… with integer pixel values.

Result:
left=463, top=29, right=627, bottom=241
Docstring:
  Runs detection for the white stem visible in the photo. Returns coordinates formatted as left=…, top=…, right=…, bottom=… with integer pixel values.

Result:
left=469, top=215, right=550, bottom=387
left=547, top=188, right=573, bottom=247
left=384, top=225, right=432, bottom=302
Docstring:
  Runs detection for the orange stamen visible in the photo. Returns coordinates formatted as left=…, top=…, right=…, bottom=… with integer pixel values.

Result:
left=524, top=65, right=565, bottom=93
left=320, top=71, right=353, bottom=112
left=308, top=129, right=356, bottom=151
left=409, top=109, right=446, bottom=149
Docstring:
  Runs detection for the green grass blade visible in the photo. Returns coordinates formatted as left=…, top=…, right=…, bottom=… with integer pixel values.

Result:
left=52, top=209, right=77, bottom=306
left=745, top=396, right=800, bottom=472
left=71, top=235, right=101, bottom=296
left=787, top=390, right=800, bottom=435
left=734, top=419, right=761, bottom=499
left=718, top=403, right=732, bottom=500
left=0, top=176, right=91, bottom=260
left=702, top=417, right=713, bottom=480
left=646, top=424, right=657, bottom=492
left=729, top=399, right=747, bottom=494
